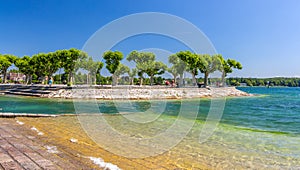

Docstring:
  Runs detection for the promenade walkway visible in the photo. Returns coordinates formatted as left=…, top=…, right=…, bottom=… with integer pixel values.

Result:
left=0, top=118, right=98, bottom=169
left=0, top=117, right=195, bottom=170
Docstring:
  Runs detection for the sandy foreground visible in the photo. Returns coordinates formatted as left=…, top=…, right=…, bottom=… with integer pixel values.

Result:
left=0, top=116, right=213, bottom=170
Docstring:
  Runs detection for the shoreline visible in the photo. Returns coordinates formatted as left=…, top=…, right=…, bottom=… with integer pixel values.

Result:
left=0, top=84, right=253, bottom=100
left=49, top=86, right=252, bottom=99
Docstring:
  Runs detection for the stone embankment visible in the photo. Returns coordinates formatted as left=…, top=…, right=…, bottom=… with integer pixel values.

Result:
left=49, top=86, right=252, bottom=99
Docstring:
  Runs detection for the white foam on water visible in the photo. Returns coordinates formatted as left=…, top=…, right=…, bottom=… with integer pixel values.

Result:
left=45, top=145, right=59, bottom=154
left=70, top=138, right=78, bottom=143
left=37, top=132, right=44, bottom=136
left=16, top=120, right=24, bottom=125
left=31, top=127, right=44, bottom=136
left=89, top=157, right=121, bottom=170
left=31, top=127, right=38, bottom=131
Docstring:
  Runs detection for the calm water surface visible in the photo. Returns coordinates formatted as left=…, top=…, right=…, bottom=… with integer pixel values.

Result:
left=1, top=87, right=299, bottom=168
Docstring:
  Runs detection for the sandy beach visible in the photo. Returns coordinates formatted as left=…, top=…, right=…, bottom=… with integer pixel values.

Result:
left=0, top=116, right=212, bottom=169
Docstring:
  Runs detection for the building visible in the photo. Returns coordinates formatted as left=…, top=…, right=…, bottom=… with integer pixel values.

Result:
left=7, top=72, right=26, bottom=82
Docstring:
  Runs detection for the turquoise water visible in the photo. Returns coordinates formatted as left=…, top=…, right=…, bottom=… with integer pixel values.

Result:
left=1, top=87, right=300, bottom=168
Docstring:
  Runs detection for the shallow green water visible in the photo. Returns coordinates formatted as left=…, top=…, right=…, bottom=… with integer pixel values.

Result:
left=1, top=87, right=300, bottom=168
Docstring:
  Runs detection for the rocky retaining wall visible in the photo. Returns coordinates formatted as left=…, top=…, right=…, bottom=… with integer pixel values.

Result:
left=48, top=87, right=252, bottom=99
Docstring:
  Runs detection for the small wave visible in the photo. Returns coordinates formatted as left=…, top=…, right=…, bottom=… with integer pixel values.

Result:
left=234, top=126, right=290, bottom=135
left=89, top=157, right=121, bottom=170
left=31, top=126, right=44, bottom=136
left=16, top=120, right=24, bottom=125
left=45, top=145, right=59, bottom=154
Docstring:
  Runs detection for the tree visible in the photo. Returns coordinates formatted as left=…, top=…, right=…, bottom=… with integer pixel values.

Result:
left=15, top=56, right=34, bottom=84
left=127, top=50, right=155, bottom=86
left=30, top=53, right=49, bottom=84
left=176, top=51, right=199, bottom=86
left=0, top=54, right=17, bottom=83
left=128, top=68, right=138, bottom=85
left=198, top=54, right=222, bottom=87
left=103, top=51, right=124, bottom=86
left=168, top=54, right=187, bottom=86
left=144, top=61, right=167, bottom=86
left=81, top=57, right=104, bottom=85
left=45, top=52, right=61, bottom=80
left=218, top=55, right=242, bottom=86
left=167, top=66, right=179, bottom=84
left=59, top=48, right=88, bottom=85
left=114, top=64, right=130, bottom=85
left=96, top=61, right=104, bottom=85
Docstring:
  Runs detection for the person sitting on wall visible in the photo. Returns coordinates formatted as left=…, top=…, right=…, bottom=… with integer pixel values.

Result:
left=48, top=77, right=53, bottom=87
left=165, top=80, right=170, bottom=86
left=171, top=80, right=176, bottom=87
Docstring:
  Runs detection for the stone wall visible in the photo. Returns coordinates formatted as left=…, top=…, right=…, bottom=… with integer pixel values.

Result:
left=49, top=87, right=252, bottom=99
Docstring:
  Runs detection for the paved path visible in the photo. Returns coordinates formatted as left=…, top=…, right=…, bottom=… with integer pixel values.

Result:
left=0, top=116, right=214, bottom=170
left=0, top=117, right=188, bottom=170
left=0, top=118, right=98, bottom=170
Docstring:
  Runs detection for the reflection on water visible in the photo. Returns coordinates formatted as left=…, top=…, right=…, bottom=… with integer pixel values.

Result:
left=1, top=87, right=300, bottom=168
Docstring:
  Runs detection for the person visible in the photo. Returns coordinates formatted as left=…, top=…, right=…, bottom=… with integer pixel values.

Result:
left=171, top=80, right=175, bottom=87
left=48, top=77, right=53, bottom=87
left=165, top=80, right=170, bottom=86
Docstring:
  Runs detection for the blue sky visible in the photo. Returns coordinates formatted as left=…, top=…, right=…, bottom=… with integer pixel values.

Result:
left=1, top=0, right=300, bottom=78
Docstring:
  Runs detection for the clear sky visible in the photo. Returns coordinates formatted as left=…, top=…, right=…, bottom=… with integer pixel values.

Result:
left=1, top=0, right=300, bottom=78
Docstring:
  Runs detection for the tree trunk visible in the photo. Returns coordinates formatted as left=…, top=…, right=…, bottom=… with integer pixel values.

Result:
left=28, top=75, right=32, bottom=84
left=68, top=72, right=74, bottom=85
left=139, top=77, right=143, bottom=86
left=25, top=74, right=28, bottom=84
left=112, top=74, right=117, bottom=86
left=150, top=75, right=154, bottom=86
left=204, top=72, right=209, bottom=87
left=192, top=73, right=196, bottom=86
left=93, top=75, right=96, bottom=85
left=3, top=70, right=7, bottom=83
left=172, top=74, right=177, bottom=84
left=86, top=74, right=89, bottom=85
left=179, top=73, right=184, bottom=87
left=130, top=77, right=134, bottom=85
left=221, top=71, right=226, bottom=87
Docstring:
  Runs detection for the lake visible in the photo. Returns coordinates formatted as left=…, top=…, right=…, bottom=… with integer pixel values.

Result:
left=1, top=87, right=299, bottom=168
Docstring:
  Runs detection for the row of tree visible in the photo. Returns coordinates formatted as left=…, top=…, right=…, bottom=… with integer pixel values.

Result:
left=227, top=77, right=300, bottom=87
left=0, top=48, right=103, bottom=85
left=0, top=48, right=242, bottom=87
left=103, top=50, right=242, bottom=87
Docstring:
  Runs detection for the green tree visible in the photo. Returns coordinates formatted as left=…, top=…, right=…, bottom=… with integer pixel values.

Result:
left=15, top=56, right=34, bottom=84
left=145, top=61, right=167, bottom=86
left=0, top=54, right=17, bottom=83
left=30, top=53, right=49, bottom=84
left=197, top=54, right=221, bottom=87
left=103, top=51, right=124, bottom=86
left=114, top=64, right=130, bottom=85
left=128, top=68, right=138, bottom=85
left=176, top=51, right=198, bottom=86
left=82, top=57, right=104, bottom=85
left=167, top=66, right=179, bottom=84
left=168, top=54, right=187, bottom=86
left=45, top=52, right=61, bottom=80
left=127, top=50, right=156, bottom=86
left=218, top=55, right=242, bottom=86
left=96, top=61, right=104, bottom=85
left=59, top=48, right=88, bottom=85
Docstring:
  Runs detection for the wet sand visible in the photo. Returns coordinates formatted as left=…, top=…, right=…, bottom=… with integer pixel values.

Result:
left=0, top=116, right=211, bottom=170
